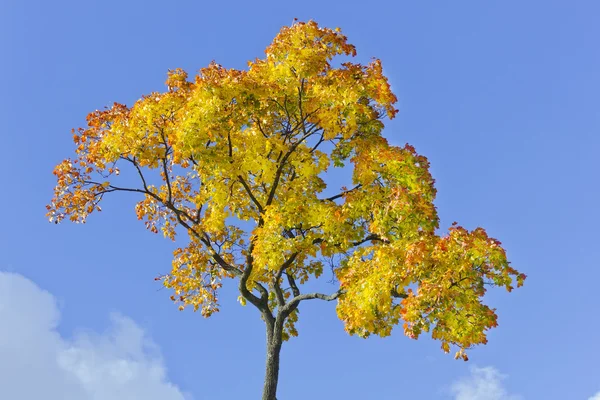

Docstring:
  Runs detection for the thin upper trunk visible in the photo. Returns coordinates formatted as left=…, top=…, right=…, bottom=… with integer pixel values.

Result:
left=262, top=321, right=283, bottom=400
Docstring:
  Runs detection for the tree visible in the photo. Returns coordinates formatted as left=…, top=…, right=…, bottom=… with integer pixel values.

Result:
left=48, top=21, right=526, bottom=400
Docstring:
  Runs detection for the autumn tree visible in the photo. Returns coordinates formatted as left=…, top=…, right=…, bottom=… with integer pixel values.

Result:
left=48, top=21, right=525, bottom=400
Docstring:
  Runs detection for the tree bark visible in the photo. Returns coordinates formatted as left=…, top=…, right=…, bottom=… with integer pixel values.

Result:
left=262, top=322, right=283, bottom=400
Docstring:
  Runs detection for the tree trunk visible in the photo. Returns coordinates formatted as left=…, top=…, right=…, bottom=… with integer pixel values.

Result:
left=262, top=325, right=283, bottom=400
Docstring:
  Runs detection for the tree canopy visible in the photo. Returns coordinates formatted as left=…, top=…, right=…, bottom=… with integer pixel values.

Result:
left=48, top=20, right=525, bottom=398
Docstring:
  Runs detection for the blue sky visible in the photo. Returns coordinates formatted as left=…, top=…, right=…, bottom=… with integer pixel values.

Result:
left=1, top=1, right=598, bottom=399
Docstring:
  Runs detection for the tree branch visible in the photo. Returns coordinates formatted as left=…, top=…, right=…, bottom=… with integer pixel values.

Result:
left=239, top=242, right=274, bottom=325
left=324, top=184, right=362, bottom=202
left=266, top=129, right=316, bottom=207
left=159, top=130, right=173, bottom=203
left=273, top=252, right=299, bottom=308
left=286, top=272, right=300, bottom=297
left=107, top=157, right=244, bottom=277
left=280, top=289, right=343, bottom=319
left=351, top=233, right=389, bottom=247
left=238, top=176, right=264, bottom=213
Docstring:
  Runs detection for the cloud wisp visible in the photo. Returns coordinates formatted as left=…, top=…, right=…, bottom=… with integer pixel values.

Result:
left=449, top=366, right=520, bottom=400
left=0, top=272, right=188, bottom=400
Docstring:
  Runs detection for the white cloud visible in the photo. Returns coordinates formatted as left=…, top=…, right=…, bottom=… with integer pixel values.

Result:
left=0, top=272, right=189, bottom=400
left=449, top=366, right=520, bottom=400
left=589, top=392, right=600, bottom=400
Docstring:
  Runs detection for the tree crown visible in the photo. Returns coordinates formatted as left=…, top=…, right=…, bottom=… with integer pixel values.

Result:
left=48, top=20, right=525, bottom=359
